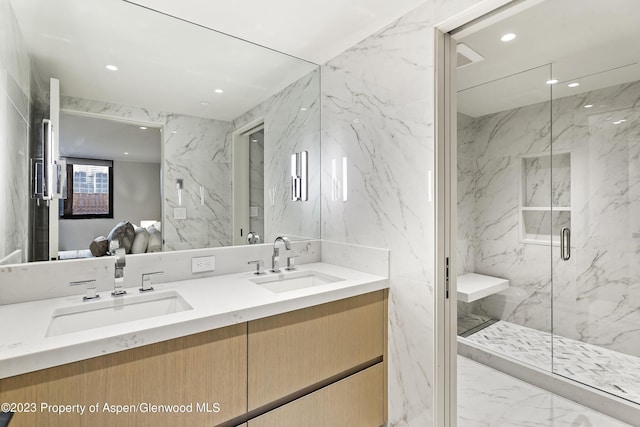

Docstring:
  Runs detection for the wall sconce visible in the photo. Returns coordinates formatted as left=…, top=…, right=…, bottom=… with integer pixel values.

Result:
left=291, top=150, right=308, bottom=201
left=331, top=157, right=348, bottom=202
left=176, top=179, right=183, bottom=206
left=32, top=119, right=66, bottom=203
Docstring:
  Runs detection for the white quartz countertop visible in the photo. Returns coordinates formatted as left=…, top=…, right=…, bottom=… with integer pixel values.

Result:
left=0, top=262, right=388, bottom=379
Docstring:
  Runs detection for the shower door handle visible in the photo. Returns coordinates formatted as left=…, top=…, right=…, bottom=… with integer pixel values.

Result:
left=560, top=227, right=571, bottom=261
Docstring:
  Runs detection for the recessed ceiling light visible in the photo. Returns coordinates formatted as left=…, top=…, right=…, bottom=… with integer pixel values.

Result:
left=500, top=33, right=516, bottom=42
left=300, top=107, right=308, bottom=111
left=124, top=152, right=129, bottom=155
left=200, top=101, right=209, bottom=106
left=251, top=138, right=258, bottom=142
left=214, top=89, right=224, bottom=94
left=105, top=64, right=118, bottom=71
left=613, top=120, right=622, bottom=125
left=139, top=126, right=147, bottom=130
left=352, top=118, right=360, bottom=123
left=584, top=104, right=593, bottom=108
left=171, top=130, right=177, bottom=134
left=546, top=79, right=558, bottom=85
left=568, top=82, right=580, bottom=88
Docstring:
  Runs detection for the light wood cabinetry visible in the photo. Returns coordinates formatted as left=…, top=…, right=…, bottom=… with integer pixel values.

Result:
left=0, top=290, right=387, bottom=427
left=247, top=291, right=385, bottom=411
left=248, top=364, right=384, bottom=427
left=0, top=324, right=247, bottom=427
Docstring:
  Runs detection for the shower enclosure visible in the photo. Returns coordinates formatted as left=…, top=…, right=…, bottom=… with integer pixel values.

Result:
left=456, top=59, right=640, bottom=406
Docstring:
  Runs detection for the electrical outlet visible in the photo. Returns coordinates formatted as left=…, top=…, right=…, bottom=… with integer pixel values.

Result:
left=192, top=255, right=215, bottom=273
left=174, top=207, right=187, bottom=219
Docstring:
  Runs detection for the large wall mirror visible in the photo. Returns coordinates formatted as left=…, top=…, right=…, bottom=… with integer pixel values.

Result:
left=0, top=0, right=320, bottom=264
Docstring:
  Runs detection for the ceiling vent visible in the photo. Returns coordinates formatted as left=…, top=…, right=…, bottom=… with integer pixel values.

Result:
left=457, top=43, right=484, bottom=69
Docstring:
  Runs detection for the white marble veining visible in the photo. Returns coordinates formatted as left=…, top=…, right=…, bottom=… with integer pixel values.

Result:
left=0, top=240, right=321, bottom=305
left=0, top=0, right=30, bottom=265
left=233, top=69, right=321, bottom=243
left=60, top=68, right=321, bottom=252
left=458, top=81, right=640, bottom=357
left=320, top=1, right=489, bottom=424
left=0, top=261, right=388, bottom=379
left=61, top=96, right=234, bottom=251
left=463, top=320, right=640, bottom=406
left=320, top=240, right=389, bottom=277
left=458, top=355, right=632, bottom=427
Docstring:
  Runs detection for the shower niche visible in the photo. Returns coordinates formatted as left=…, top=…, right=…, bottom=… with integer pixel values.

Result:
left=519, top=152, right=571, bottom=245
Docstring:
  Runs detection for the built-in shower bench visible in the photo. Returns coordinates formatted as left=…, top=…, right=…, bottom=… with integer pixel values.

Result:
left=457, top=273, right=509, bottom=303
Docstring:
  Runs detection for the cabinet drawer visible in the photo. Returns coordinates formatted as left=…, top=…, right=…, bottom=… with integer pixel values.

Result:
left=248, top=363, right=384, bottom=427
left=248, top=291, right=384, bottom=410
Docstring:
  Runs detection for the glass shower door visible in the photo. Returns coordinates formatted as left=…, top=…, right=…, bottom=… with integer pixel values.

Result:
left=551, top=72, right=640, bottom=404
left=456, top=64, right=555, bottom=372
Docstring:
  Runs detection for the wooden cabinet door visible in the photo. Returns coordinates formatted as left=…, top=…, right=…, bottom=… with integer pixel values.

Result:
left=248, top=291, right=384, bottom=410
left=248, top=364, right=384, bottom=427
left=0, top=324, right=247, bottom=427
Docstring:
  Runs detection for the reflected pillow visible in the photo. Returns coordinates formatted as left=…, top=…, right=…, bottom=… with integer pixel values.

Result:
left=131, top=227, right=149, bottom=254
left=89, top=236, right=109, bottom=257
left=146, top=224, right=162, bottom=253
left=107, top=221, right=136, bottom=253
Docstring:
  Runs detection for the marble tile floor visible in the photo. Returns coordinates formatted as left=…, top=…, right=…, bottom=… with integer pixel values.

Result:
left=463, top=320, right=640, bottom=405
left=458, top=355, right=632, bottom=426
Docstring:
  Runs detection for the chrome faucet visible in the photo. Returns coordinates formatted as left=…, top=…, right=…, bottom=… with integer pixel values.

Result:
left=70, top=279, right=100, bottom=301
left=110, top=241, right=127, bottom=297
left=140, top=271, right=163, bottom=292
left=271, top=236, right=291, bottom=273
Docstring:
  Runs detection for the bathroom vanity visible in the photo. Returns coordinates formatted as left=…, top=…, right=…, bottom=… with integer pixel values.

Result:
left=0, top=262, right=388, bottom=426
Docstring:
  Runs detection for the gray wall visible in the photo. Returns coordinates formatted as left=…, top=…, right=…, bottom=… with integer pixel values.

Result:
left=249, top=131, right=265, bottom=239
left=59, top=160, right=161, bottom=251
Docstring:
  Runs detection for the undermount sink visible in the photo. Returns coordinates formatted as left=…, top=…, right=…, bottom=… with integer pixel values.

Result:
left=46, top=290, right=192, bottom=337
left=250, top=270, right=344, bottom=293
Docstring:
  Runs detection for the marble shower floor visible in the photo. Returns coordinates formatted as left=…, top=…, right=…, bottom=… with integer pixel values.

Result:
left=462, top=320, right=640, bottom=405
left=458, top=355, right=631, bottom=426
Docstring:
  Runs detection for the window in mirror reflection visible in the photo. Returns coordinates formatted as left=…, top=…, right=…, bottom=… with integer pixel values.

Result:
left=60, top=158, right=114, bottom=219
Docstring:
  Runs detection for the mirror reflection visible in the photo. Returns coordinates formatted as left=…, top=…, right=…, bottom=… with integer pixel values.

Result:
left=0, top=0, right=320, bottom=265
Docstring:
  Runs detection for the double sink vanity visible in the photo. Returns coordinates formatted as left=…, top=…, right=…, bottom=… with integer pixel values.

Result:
left=0, top=240, right=389, bottom=426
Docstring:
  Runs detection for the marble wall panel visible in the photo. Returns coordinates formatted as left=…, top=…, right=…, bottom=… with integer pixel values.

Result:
left=320, top=1, right=488, bottom=424
left=163, top=114, right=233, bottom=250
left=0, top=0, right=30, bottom=264
left=61, top=96, right=233, bottom=250
left=458, top=81, right=640, bottom=356
left=233, top=69, right=321, bottom=243
left=457, top=156, right=476, bottom=275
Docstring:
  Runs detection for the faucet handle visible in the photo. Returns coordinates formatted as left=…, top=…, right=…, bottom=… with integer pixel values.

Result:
left=140, top=271, right=163, bottom=292
left=248, top=260, right=265, bottom=275
left=70, top=279, right=100, bottom=301
left=286, top=256, right=297, bottom=271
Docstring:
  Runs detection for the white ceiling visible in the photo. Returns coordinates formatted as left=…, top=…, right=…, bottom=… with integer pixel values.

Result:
left=60, top=113, right=161, bottom=163
left=9, top=0, right=426, bottom=122
left=456, top=0, right=640, bottom=117
left=10, top=0, right=317, bottom=121
left=124, top=0, right=428, bottom=64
